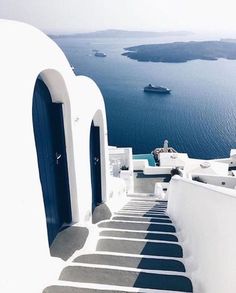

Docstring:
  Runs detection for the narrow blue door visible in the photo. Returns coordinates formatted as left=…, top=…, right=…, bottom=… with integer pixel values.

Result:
left=33, top=79, right=72, bottom=246
left=90, top=122, right=102, bottom=212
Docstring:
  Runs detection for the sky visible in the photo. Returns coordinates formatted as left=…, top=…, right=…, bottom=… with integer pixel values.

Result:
left=0, top=0, right=236, bottom=34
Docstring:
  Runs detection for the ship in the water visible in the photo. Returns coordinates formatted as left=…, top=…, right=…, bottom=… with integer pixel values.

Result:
left=94, top=52, right=107, bottom=57
left=144, top=83, right=171, bottom=93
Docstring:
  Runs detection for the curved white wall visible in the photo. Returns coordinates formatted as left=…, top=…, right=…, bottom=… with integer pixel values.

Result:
left=71, top=91, right=110, bottom=223
left=0, top=20, right=109, bottom=292
left=167, top=176, right=236, bottom=293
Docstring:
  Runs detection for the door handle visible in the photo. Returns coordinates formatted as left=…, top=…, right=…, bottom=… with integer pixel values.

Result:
left=94, top=157, right=99, bottom=165
left=56, top=152, right=62, bottom=165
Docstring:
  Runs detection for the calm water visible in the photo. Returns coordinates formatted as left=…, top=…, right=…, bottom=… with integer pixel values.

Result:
left=53, top=35, right=236, bottom=159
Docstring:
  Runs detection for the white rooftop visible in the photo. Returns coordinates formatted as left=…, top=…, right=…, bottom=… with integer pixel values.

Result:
left=184, top=159, right=229, bottom=176
left=159, top=152, right=189, bottom=168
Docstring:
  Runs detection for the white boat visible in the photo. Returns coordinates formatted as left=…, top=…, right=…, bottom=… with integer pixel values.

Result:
left=95, top=52, right=107, bottom=57
left=144, top=83, right=171, bottom=93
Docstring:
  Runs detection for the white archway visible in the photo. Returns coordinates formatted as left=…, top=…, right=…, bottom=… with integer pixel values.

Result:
left=37, top=69, right=79, bottom=223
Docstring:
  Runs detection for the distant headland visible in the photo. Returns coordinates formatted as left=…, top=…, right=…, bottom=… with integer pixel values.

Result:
left=49, top=29, right=192, bottom=39
left=122, top=41, right=236, bottom=63
left=220, top=38, right=236, bottom=43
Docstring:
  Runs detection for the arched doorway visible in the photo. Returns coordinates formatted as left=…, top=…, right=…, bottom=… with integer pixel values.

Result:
left=32, top=78, right=72, bottom=246
left=90, top=122, right=102, bottom=212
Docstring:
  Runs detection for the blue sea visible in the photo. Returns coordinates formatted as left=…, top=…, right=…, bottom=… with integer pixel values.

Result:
left=52, top=35, right=236, bottom=159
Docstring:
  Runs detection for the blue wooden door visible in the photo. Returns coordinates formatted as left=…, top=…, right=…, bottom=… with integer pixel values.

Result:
left=33, top=79, right=72, bottom=246
left=90, top=122, right=102, bottom=212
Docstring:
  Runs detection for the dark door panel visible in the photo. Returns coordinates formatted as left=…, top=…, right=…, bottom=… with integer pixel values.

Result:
left=33, top=79, right=72, bottom=245
left=90, top=122, right=102, bottom=212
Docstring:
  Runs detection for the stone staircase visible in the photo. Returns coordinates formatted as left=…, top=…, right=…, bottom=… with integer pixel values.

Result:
left=44, top=196, right=193, bottom=293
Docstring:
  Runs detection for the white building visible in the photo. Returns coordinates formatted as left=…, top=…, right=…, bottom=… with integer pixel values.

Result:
left=0, top=20, right=127, bottom=292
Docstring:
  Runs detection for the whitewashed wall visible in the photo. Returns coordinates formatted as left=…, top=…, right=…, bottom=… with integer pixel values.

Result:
left=167, top=176, right=236, bottom=293
left=0, top=20, right=112, bottom=293
left=191, top=174, right=236, bottom=189
left=133, top=159, right=149, bottom=170
left=109, top=147, right=134, bottom=193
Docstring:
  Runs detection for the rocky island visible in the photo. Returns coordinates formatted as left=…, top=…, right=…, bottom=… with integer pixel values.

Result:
left=122, top=41, right=236, bottom=63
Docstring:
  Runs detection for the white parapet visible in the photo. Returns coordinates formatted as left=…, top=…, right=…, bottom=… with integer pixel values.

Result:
left=191, top=174, right=236, bottom=189
left=167, top=176, right=236, bottom=293
left=133, top=159, right=172, bottom=175
left=143, top=166, right=172, bottom=175
left=109, top=147, right=134, bottom=193
left=211, top=149, right=236, bottom=167
left=133, top=159, right=149, bottom=171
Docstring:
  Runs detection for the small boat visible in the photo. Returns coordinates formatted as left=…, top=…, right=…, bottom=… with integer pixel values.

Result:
left=95, top=52, right=107, bottom=57
left=144, top=84, right=171, bottom=94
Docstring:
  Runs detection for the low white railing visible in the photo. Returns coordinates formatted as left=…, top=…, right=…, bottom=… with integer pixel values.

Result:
left=133, top=159, right=172, bottom=175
